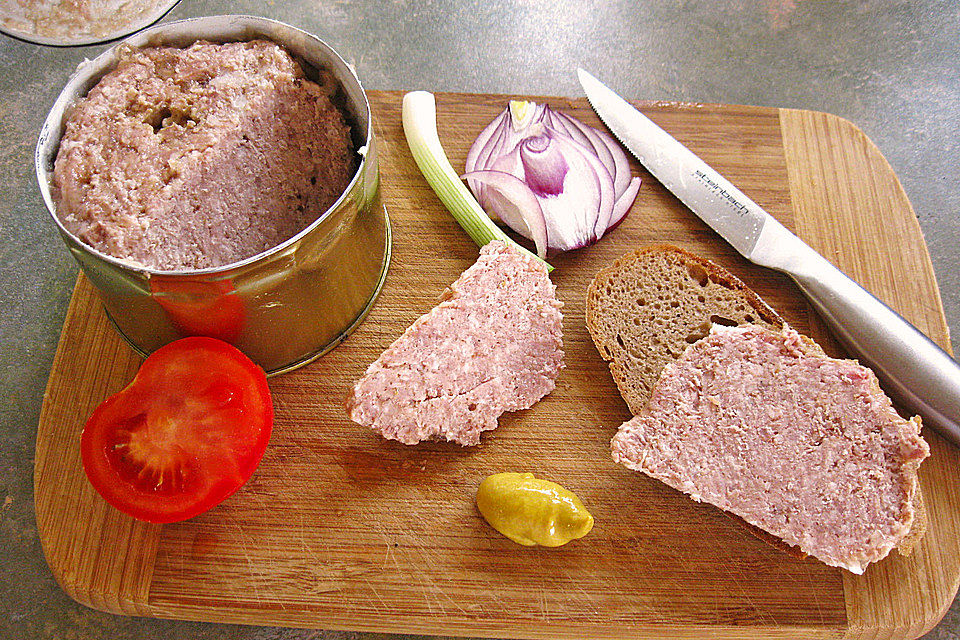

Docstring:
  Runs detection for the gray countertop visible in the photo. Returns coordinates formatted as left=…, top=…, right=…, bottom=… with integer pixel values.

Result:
left=2, top=1, right=958, bottom=638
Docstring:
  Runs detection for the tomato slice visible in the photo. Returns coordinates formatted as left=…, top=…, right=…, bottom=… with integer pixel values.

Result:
left=81, top=337, right=273, bottom=523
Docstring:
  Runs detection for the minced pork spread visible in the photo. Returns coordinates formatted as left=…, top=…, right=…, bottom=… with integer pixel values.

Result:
left=611, top=324, right=929, bottom=573
left=53, top=40, right=356, bottom=270
left=348, top=241, right=565, bottom=446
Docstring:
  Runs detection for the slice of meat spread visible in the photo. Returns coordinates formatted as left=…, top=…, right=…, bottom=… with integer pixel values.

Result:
left=611, top=324, right=929, bottom=573
left=348, top=241, right=563, bottom=446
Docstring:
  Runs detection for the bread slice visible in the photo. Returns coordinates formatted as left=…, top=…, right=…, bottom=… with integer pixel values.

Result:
left=586, top=245, right=928, bottom=563
left=586, top=245, right=784, bottom=414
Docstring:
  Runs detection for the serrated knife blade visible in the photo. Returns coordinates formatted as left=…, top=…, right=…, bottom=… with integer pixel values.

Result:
left=578, top=67, right=960, bottom=447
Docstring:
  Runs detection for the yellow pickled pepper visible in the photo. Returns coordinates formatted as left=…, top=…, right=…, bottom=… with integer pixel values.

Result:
left=476, top=472, right=594, bottom=547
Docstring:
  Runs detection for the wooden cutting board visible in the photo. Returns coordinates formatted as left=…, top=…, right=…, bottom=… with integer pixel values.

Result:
left=35, top=91, right=960, bottom=639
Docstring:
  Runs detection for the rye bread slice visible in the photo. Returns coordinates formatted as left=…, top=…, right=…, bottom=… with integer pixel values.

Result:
left=586, top=245, right=784, bottom=414
left=586, top=245, right=927, bottom=561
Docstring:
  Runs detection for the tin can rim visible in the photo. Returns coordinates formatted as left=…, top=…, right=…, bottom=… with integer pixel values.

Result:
left=35, top=14, right=374, bottom=277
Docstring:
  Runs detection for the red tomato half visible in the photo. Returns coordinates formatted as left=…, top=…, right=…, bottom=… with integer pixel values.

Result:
left=81, top=337, right=273, bottom=523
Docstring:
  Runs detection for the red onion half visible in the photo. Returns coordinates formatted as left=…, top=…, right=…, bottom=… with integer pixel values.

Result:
left=463, top=101, right=640, bottom=257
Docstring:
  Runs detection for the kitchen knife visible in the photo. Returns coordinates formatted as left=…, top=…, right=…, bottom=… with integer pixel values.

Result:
left=578, top=67, right=960, bottom=447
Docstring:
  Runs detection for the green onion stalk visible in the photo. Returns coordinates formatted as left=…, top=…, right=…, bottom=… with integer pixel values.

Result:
left=401, top=91, right=552, bottom=271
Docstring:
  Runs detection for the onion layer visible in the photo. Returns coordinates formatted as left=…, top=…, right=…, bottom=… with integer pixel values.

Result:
left=463, top=101, right=641, bottom=255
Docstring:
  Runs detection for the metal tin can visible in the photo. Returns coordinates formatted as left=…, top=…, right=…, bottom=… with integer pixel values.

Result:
left=36, top=15, right=391, bottom=375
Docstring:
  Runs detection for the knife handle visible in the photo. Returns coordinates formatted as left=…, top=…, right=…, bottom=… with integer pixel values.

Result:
left=751, top=217, right=960, bottom=446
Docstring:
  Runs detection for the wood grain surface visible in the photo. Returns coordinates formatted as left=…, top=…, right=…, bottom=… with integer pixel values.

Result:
left=34, top=91, right=960, bottom=639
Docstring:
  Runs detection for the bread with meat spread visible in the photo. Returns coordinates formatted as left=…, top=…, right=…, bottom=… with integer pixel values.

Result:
left=586, top=245, right=928, bottom=571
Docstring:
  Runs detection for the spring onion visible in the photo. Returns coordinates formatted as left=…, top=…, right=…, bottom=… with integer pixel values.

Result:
left=401, top=91, right=552, bottom=270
